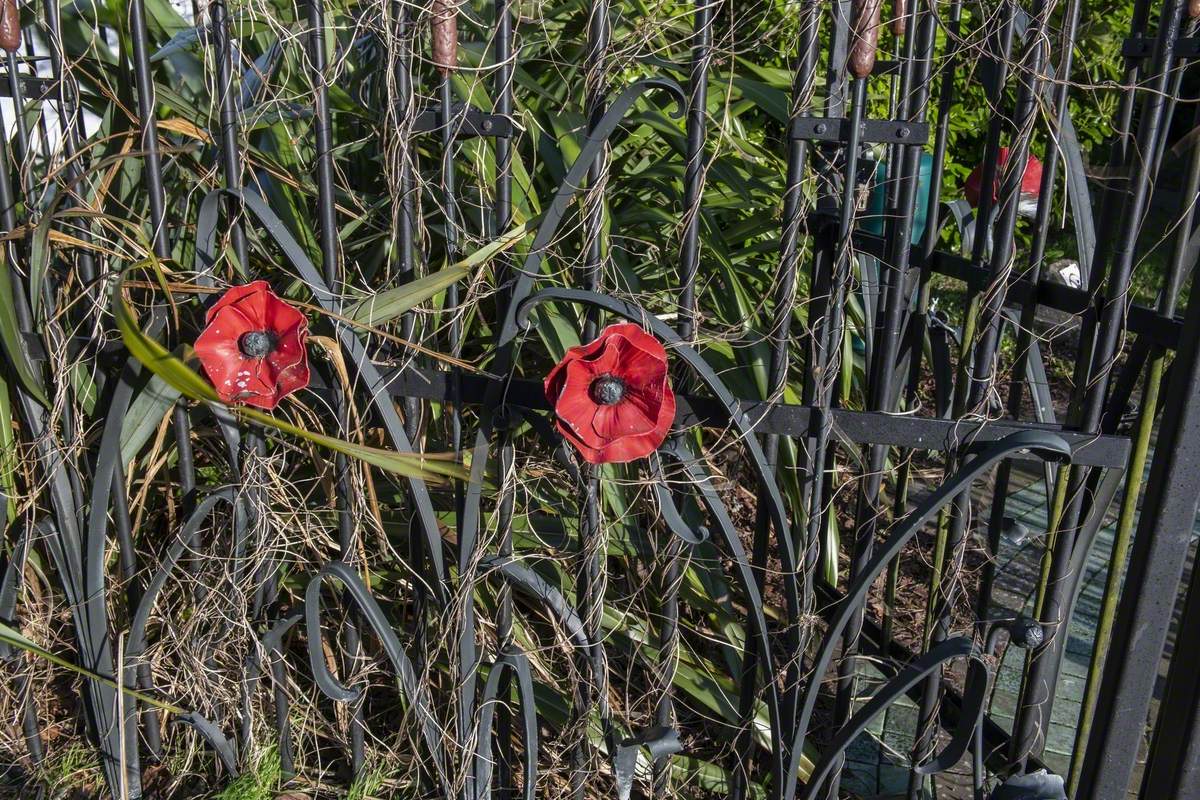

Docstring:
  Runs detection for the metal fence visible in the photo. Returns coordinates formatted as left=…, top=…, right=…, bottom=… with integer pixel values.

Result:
left=1, top=0, right=1199, bottom=797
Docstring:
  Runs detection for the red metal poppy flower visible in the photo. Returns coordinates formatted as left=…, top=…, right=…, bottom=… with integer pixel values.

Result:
left=544, top=323, right=676, bottom=465
left=194, top=281, right=310, bottom=410
left=963, top=147, right=1043, bottom=209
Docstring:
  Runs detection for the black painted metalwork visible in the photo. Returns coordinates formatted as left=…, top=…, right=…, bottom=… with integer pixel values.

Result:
left=4, top=0, right=1200, bottom=798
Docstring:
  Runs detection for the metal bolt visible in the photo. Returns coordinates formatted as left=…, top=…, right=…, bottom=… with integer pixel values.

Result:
left=1007, top=617, right=1045, bottom=649
left=814, top=123, right=828, bottom=135
left=482, top=119, right=494, bottom=133
left=897, top=126, right=910, bottom=139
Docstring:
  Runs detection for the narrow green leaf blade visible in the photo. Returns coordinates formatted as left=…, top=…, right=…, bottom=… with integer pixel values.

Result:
left=0, top=251, right=49, bottom=407
left=343, top=221, right=531, bottom=325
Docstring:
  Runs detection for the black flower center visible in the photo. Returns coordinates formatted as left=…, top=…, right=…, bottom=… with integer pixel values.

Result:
left=239, top=330, right=277, bottom=359
left=589, top=374, right=626, bottom=405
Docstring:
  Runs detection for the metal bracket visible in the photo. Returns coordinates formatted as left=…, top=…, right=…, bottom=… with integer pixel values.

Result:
left=0, top=76, right=59, bottom=101
left=1122, top=35, right=1200, bottom=59
left=791, top=116, right=929, bottom=146
left=412, top=104, right=512, bottom=138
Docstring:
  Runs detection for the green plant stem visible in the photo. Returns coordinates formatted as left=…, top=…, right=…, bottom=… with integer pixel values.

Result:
left=1067, top=349, right=1163, bottom=794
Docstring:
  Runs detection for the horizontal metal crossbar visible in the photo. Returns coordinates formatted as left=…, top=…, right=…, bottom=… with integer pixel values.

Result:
left=1122, top=35, right=1200, bottom=59
left=790, top=116, right=930, bottom=146
left=412, top=105, right=512, bottom=137
left=851, top=229, right=1184, bottom=350
left=0, top=75, right=58, bottom=100
left=382, top=368, right=1130, bottom=468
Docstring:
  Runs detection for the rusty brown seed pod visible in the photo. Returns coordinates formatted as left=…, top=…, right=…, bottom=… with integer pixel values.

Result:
left=431, top=0, right=459, bottom=74
left=0, top=0, right=21, bottom=54
left=849, top=0, right=884, bottom=79
left=1190, top=0, right=1200, bottom=19
left=892, top=0, right=906, bottom=37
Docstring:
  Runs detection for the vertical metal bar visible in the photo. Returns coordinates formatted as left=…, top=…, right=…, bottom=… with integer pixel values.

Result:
left=799, top=0, right=870, bottom=622
left=832, top=1, right=934, bottom=796
left=676, top=0, right=711, bottom=343
left=437, top=18, right=473, bottom=784
left=978, top=0, right=1081, bottom=619
left=1012, top=0, right=1188, bottom=764
left=42, top=0, right=98, bottom=286
left=750, top=0, right=822, bottom=767
left=390, top=0, right=427, bottom=689
left=883, top=0, right=962, bottom=654
left=438, top=74, right=461, bottom=456
left=395, top=0, right=421, bottom=442
left=491, top=0, right=516, bottom=795
left=1140, top=530, right=1200, bottom=798
left=1074, top=183, right=1200, bottom=799
left=1084, top=0, right=1154, bottom=293
left=210, top=0, right=248, bottom=267
left=572, top=1, right=609, bottom=796
left=306, top=0, right=366, bottom=774
left=911, top=2, right=1044, bottom=791
left=656, top=2, right=714, bottom=793
left=1069, top=93, right=1200, bottom=800
left=127, top=1, right=199, bottom=761
left=581, top=0, right=610, bottom=330
left=808, top=71, right=868, bottom=799
left=838, top=0, right=933, bottom=729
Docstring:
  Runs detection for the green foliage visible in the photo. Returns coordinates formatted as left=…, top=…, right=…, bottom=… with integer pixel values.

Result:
left=0, top=0, right=1147, bottom=796
left=216, top=747, right=282, bottom=800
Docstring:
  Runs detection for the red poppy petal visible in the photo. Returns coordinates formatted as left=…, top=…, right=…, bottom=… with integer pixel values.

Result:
left=554, top=361, right=606, bottom=448
left=1021, top=154, right=1043, bottom=196
left=195, top=311, right=255, bottom=383
left=610, top=336, right=668, bottom=391
left=622, top=382, right=664, bottom=425
left=590, top=400, right=655, bottom=442
left=603, top=323, right=667, bottom=361
left=231, top=286, right=274, bottom=328
left=264, top=292, right=307, bottom=336
left=654, top=382, right=677, bottom=439
left=545, top=358, right=570, bottom=405
left=553, top=418, right=604, bottom=463
left=585, top=384, right=674, bottom=464
left=583, top=338, right=622, bottom=376
left=589, top=430, right=660, bottom=464
left=557, top=329, right=617, bottom=367
left=206, top=280, right=272, bottom=324
left=275, top=360, right=310, bottom=399
left=239, top=388, right=283, bottom=410
left=545, top=334, right=619, bottom=403
left=201, top=354, right=271, bottom=404
left=266, top=322, right=308, bottom=375
left=196, top=306, right=256, bottom=356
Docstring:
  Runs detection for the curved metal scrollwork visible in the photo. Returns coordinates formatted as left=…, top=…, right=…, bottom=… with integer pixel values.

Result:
left=304, top=561, right=452, bottom=796
left=786, top=430, right=1072, bottom=797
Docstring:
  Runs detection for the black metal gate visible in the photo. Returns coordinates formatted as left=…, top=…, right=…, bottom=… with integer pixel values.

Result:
left=1, top=0, right=1199, bottom=797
